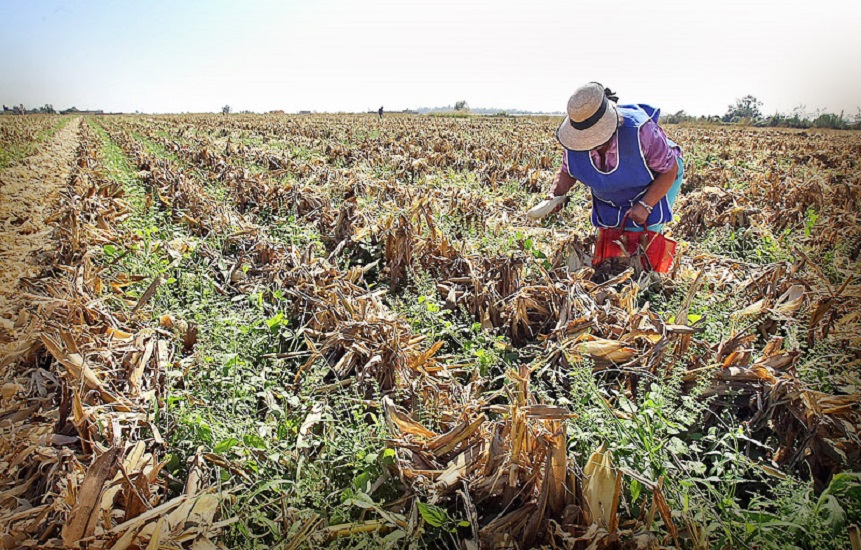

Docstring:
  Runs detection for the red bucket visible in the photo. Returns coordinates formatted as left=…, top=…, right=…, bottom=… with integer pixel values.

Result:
left=592, top=214, right=677, bottom=273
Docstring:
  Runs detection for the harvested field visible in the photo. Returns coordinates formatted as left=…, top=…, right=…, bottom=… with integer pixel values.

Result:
left=0, top=115, right=70, bottom=170
left=1, top=113, right=859, bottom=549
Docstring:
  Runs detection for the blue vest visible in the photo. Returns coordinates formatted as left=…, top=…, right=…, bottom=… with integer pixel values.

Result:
left=566, top=104, right=677, bottom=229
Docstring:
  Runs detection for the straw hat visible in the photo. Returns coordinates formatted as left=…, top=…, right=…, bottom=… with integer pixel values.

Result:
left=556, top=82, right=620, bottom=151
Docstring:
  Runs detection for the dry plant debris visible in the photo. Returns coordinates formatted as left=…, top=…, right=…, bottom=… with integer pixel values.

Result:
left=1, top=113, right=859, bottom=549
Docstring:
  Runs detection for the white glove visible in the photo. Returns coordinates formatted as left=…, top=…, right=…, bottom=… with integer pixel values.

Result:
left=526, top=196, right=567, bottom=220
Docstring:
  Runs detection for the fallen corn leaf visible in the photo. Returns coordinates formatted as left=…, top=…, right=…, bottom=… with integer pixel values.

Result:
left=582, top=443, right=621, bottom=528
left=574, top=337, right=636, bottom=363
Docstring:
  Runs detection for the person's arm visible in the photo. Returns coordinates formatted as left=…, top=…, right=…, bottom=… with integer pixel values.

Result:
left=628, top=161, right=677, bottom=224
left=545, top=164, right=577, bottom=214
left=627, top=121, right=679, bottom=225
left=547, top=165, right=577, bottom=199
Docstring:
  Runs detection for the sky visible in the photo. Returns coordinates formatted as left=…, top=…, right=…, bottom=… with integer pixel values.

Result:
left=1, top=0, right=860, bottom=116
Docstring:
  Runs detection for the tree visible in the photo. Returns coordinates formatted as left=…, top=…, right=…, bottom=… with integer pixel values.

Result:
left=663, top=109, right=692, bottom=124
left=812, top=111, right=847, bottom=130
left=222, top=105, right=231, bottom=115
left=724, top=95, right=762, bottom=122
left=454, top=100, right=469, bottom=112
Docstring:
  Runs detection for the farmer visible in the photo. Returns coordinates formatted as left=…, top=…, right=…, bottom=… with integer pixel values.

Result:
left=378, top=106, right=384, bottom=120
left=547, top=82, right=683, bottom=232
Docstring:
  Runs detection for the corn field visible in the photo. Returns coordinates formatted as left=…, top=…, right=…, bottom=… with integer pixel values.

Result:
left=1, top=113, right=859, bottom=549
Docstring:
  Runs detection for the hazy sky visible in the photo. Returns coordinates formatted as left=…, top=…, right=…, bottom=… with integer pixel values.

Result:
left=2, top=0, right=859, bottom=116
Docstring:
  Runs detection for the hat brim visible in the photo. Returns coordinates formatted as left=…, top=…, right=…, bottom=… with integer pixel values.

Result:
left=556, top=102, right=619, bottom=151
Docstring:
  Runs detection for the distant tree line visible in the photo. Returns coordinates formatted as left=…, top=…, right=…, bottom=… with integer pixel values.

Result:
left=662, top=95, right=861, bottom=130
left=2, top=103, right=57, bottom=114
left=4, top=97, right=858, bottom=129
left=1, top=103, right=107, bottom=115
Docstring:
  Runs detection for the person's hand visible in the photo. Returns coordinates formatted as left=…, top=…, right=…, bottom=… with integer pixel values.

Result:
left=546, top=193, right=567, bottom=214
left=628, top=202, right=650, bottom=226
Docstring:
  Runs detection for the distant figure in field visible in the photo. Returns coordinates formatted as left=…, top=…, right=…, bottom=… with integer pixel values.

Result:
left=378, top=106, right=384, bottom=120
left=547, top=82, right=684, bottom=233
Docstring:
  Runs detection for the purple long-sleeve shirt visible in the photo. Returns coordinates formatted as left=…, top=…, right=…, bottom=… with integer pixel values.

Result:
left=554, top=119, right=681, bottom=196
